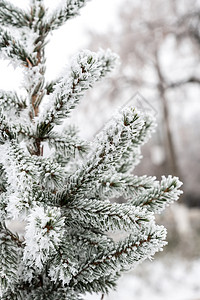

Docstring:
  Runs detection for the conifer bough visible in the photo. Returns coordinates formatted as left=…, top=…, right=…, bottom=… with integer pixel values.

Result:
left=0, top=1, right=182, bottom=299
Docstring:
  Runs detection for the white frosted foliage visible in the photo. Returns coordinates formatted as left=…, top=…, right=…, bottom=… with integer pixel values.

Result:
left=23, top=206, right=65, bottom=270
left=45, top=0, right=91, bottom=31
left=49, top=261, right=77, bottom=285
left=0, top=142, right=36, bottom=218
left=0, top=0, right=183, bottom=298
left=38, top=49, right=119, bottom=128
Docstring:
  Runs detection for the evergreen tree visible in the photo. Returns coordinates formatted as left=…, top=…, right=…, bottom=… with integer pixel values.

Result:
left=0, top=1, right=182, bottom=299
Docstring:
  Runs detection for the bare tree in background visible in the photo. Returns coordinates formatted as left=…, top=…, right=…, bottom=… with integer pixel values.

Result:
left=86, top=0, right=200, bottom=206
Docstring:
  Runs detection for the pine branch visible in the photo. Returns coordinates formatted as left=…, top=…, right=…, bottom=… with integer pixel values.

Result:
left=1, top=222, right=24, bottom=248
left=45, top=0, right=90, bottom=32
left=0, top=29, right=36, bottom=67
left=1, top=275, right=82, bottom=300
left=23, top=206, right=65, bottom=271
left=0, top=141, right=66, bottom=205
left=70, top=225, right=167, bottom=289
left=74, top=274, right=118, bottom=294
left=60, top=108, right=154, bottom=203
left=37, top=49, right=118, bottom=136
left=64, top=199, right=153, bottom=231
left=0, top=90, right=27, bottom=113
left=117, top=147, right=142, bottom=173
left=116, top=113, right=156, bottom=173
left=0, top=110, right=14, bottom=141
left=69, top=228, right=115, bottom=253
left=0, top=222, right=22, bottom=295
left=45, top=80, right=58, bottom=95
left=129, top=175, right=183, bottom=213
left=0, top=164, right=7, bottom=195
left=33, top=156, right=66, bottom=190
left=96, top=174, right=157, bottom=199
left=0, top=110, right=34, bottom=142
left=0, top=1, right=30, bottom=28
left=29, top=0, right=48, bottom=33
left=48, top=127, right=89, bottom=160
left=48, top=237, right=80, bottom=286
left=0, top=141, right=39, bottom=217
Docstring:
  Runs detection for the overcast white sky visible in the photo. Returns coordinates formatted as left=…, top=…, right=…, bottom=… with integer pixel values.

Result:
left=0, top=0, right=122, bottom=91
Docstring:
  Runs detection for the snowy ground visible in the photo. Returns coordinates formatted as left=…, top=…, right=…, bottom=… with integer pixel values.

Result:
left=83, top=256, right=200, bottom=300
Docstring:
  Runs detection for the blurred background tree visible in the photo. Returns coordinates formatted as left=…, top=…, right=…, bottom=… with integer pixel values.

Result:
left=77, top=0, right=200, bottom=208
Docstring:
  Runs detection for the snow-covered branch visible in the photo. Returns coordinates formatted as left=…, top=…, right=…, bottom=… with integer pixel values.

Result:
left=0, top=29, right=36, bottom=67
left=37, top=49, right=119, bottom=136
left=0, top=1, right=30, bottom=28
left=45, top=0, right=90, bottom=31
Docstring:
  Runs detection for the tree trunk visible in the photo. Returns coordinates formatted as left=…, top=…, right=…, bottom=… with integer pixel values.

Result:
left=154, top=51, right=179, bottom=176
